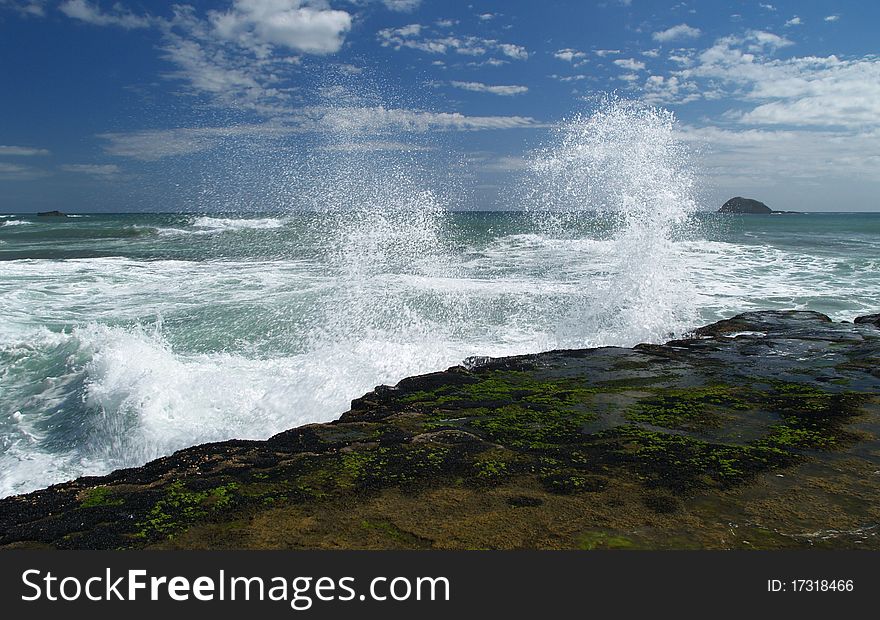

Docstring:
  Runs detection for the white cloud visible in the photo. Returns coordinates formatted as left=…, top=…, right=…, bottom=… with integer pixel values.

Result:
left=549, top=73, right=587, bottom=83
left=693, top=30, right=791, bottom=76
left=59, top=0, right=151, bottom=29
left=54, top=2, right=352, bottom=116
left=652, top=23, right=701, bottom=43
left=336, top=63, right=362, bottom=74
left=378, top=26, right=458, bottom=53
left=613, top=58, right=645, bottom=71
left=0, top=0, right=47, bottom=17
left=478, top=13, right=497, bottom=21
left=630, top=28, right=880, bottom=148
left=677, top=124, right=880, bottom=195
left=382, top=0, right=420, bottom=12
left=594, top=49, right=620, bottom=57
left=312, top=106, right=542, bottom=133
left=320, top=140, right=432, bottom=152
left=377, top=24, right=528, bottom=60
left=668, top=50, right=695, bottom=66
left=471, top=58, right=507, bottom=67
left=642, top=74, right=700, bottom=104
left=553, top=48, right=587, bottom=64
left=759, top=3, right=776, bottom=11
left=824, top=15, right=840, bottom=23
left=487, top=41, right=511, bottom=58
left=394, top=23, right=421, bottom=36
left=100, top=109, right=544, bottom=160
left=98, top=129, right=217, bottom=160
left=0, top=145, right=49, bottom=156
left=737, top=60, right=880, bottom=128
left=153, top=3, right=348, bottom=114
left=60, top=163, right=120, bottom=176
left=631, top=28, right=880, bottom=210
left=784, top=16, right=802, bottom=27
left=745, top=29, right=793, bottom=50
left=97, top=124, right=295, bottom=160
left=498, top=43, right=528, bottom=60
left=680, top=34, right=880, bottom=129
left=450, top=81, right=528, bottom=96
left=0, top=162, right=49, bottom=180
left=159, top=29, right=278, bottom=111
left=210, top=0, right=352, bottom=55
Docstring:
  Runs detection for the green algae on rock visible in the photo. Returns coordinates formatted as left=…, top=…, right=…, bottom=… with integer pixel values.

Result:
left=1, top=310, right=879, bottom=550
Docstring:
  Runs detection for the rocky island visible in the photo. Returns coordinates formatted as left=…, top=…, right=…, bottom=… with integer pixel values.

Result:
left=1, top=310, right=878, bottom=550
left=718, top=197, right=798, bottom=214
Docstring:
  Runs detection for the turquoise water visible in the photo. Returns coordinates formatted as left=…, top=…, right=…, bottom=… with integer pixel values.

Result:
left=1, top=210, right=878, bottom=497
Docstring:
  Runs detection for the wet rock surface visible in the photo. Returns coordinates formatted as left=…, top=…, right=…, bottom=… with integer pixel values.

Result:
left=855, top=314, right=880, bottom=328
left=2, top=310, right=879, bottom=550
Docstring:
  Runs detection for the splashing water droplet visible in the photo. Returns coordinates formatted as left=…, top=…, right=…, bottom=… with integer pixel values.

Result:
left=296, top=74, right=458, bottom=392
left=528, top=96, right=699, bottom=347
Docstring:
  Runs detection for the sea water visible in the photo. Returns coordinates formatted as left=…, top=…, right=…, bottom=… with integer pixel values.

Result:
left=1, top=103, right=878, bottom=497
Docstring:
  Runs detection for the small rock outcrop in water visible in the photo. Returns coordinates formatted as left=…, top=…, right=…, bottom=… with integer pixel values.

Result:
left=718, top=197, right=772, bottom=214
left=1, top=310, right=879, bottom=550
left=36, top=210, right=67, bottom=217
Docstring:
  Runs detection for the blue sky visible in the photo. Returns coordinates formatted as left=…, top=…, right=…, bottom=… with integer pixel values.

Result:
left=1, top=0, right=878, bottom=212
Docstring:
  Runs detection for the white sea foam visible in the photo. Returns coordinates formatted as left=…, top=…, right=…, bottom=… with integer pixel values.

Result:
left=153, top=226, right=195, bottom=236
left=192, top=216, right=285, bottom=230
left=145, top=217, right=287, bottom=236
left=0, top=219, right=31, bottom=226
left=0, top=283, right=497, bottom=497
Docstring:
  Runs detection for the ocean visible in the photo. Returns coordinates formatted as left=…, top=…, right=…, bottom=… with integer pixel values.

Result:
left=1, top=101, right=879, bottom=498
left=1, top=210, right=878, bottom=498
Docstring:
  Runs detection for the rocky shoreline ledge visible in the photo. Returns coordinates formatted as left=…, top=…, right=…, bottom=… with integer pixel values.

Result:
left=2, top=310, right=879, bottom=550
